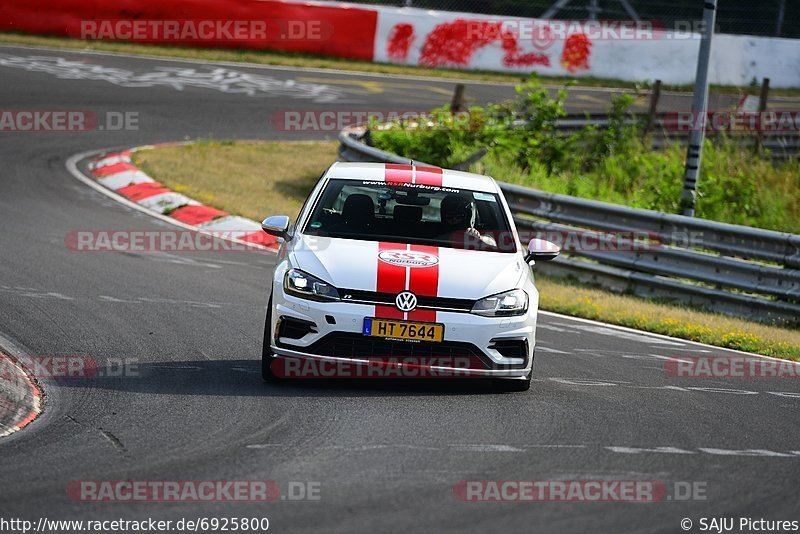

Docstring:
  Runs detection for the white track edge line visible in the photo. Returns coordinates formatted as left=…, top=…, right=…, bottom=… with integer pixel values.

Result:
left=539, top=310, right=796, bottom=363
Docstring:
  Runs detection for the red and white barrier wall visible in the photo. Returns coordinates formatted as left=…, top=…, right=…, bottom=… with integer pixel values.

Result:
left=0, top=0, right=378, bottom=60
left=371, top=5, right=800, bottom=88
left=2, top=0, right=798, bottom=87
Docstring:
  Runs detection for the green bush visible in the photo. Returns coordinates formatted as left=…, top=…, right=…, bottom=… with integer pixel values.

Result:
left=370, top=76, right=800, bottom=234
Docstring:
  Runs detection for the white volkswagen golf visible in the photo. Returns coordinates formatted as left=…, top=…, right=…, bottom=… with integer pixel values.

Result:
left=260, top=162, right=559, bottom=391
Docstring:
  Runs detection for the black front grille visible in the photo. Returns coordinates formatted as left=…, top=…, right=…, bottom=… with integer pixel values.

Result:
left=340, top=289, right=474, bottom=311
left=288, top=332, right=491, bottom=370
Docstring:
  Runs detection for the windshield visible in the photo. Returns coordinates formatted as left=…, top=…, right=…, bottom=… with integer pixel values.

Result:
left=302, top=179, right=517, bottom=252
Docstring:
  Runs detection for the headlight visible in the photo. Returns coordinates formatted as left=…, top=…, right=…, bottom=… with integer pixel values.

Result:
left=471, top=289, right=528, bottom=317
left=284, top=269, right=340, bottom=301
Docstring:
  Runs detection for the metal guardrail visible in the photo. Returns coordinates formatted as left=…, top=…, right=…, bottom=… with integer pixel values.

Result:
left=338, top=126, right=800, bottom=324
left=554, top=113, right=799, bottom=160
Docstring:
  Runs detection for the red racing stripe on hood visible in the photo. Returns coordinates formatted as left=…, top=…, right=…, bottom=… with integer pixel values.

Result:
left=374, top=243, right=440, bottom=322
left=407, top=245, right=439, bottom=322
left=376, top=242, right=406, bottom=319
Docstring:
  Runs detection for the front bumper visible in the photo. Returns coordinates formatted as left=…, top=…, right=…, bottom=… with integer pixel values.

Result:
left=270, top=290, right=537, bottom=378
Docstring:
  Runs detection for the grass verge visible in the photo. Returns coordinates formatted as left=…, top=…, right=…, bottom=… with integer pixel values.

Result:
left=3, top=32, right=800, bottom=95
left=134, top=140, right=337, bottom=221
left=132, top=140, right=800, bottom=360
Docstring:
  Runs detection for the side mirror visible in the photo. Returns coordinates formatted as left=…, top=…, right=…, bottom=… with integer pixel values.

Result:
left=525, top=238, right=560, bottom=263
left=261, top=215, right=291, bottom=239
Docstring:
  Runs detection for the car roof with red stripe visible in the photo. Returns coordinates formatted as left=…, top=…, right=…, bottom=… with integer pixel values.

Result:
left=326, top=162, right=499, bottom=194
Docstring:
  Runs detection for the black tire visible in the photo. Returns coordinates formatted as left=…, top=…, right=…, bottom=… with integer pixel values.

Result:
left=261, top=296, right=279, bottom=382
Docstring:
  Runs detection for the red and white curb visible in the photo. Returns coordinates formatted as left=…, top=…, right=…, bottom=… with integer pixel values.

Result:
left=0, top=352, right=42, bottom=437
left=86, top=145, right=279, bottom=250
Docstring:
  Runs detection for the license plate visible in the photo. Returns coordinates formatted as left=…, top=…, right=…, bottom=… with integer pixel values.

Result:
left=363, top=318, right=444, bottom=342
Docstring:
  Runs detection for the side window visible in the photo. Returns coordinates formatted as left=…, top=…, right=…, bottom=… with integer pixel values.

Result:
left=475, top=200, right=498, bottom=229
left=293, top=171, right=326, bottom=232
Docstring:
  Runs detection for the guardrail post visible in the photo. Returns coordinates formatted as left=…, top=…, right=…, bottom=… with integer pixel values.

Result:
left=642, top=79, right=662, bottom=140
left=681, top=0, right=717, bottom=217
left=756, top=77, right=770, bottom=155
left=450, top=84, right=466, bottom=113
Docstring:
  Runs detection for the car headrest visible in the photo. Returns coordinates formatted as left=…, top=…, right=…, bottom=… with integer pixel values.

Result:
left=341, top=194, right=375, bottom=225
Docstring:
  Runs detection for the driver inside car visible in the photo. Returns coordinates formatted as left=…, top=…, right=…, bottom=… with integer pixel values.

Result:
left=439, top=193, right=497, bottom=248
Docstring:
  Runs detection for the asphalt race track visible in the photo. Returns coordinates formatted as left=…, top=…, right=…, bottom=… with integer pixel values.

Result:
left=1, top=44, right=799, bottom=533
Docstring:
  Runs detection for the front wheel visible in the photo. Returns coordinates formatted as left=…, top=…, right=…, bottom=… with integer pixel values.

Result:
left=261, top=296, right=279, bottom=382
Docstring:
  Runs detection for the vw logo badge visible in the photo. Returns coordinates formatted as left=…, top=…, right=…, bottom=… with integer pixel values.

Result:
left=395, top=291, right=418, bottom=312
